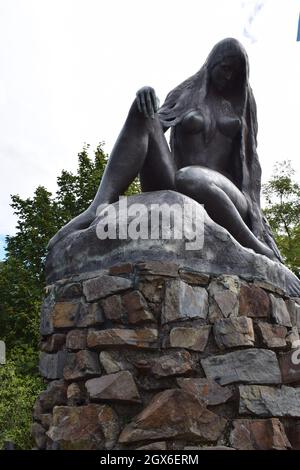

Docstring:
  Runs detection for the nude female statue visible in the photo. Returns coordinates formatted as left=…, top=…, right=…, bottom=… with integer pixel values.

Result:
left=48, top=38, right=281, bottom=262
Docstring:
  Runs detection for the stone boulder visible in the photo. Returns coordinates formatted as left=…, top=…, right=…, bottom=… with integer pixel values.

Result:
left=45, top=191, right=300, bottom=297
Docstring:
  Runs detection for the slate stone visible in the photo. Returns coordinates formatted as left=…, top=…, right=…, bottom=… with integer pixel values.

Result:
left=38, top=379, right=67, bottom=412
left=177, top=378, right=233, bottom=405
left=63, top=350, right=101, bottom=381
left=122, top=290, right=155, bottom=324
left=169, top=326, right=211, bottom=352
left=47, top=404, right=119, bottom=450
left=257, top=322, right=287, bottom=349
left=150, top=351, right=194, bottom=377
left=100, top=295, right=126, bottom=322
left=239, top=384, right=300, bottom=417
left=286, top=299, right=300, bottom=331
left=230, top=418, right=291, bottom=450
left=201, top=349, right=281, bottom=385
left=51, top=302, right=79, bottom=329
left=86, top=371, right=141, bottom=403
left=270, top=294, right=292, bottom=327
left=87, top=328, right=158, bottom=350
left=76, top=302, right=104, bottom=327
left=208, top=275, right=240, bottom=322
left=83, top=275, right=132, bottom=302
left=178, top=269, right=210, bottom=286
left=99, top=351, right=127, bottom=374
left=163, top=279, right=208, bottom=324
left=119, top=389, right=227, bottom=444
left=40, top=290, right=55, bottom=335
left=40, top=334, right=66, bottom=353
left=66, top=329, right=87, bottom=350
left=39, top=351, right=68, bottom=380
left=239, top=283, right=270, bottom=318
left=213, top=317, right=254, bottom=349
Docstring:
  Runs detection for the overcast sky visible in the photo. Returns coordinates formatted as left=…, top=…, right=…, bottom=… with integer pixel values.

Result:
left=0, top=0, right=299, bottom=244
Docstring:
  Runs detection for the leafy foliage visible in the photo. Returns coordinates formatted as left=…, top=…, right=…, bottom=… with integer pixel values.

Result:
left=0, top=347, right=43, bottom=449
left=263, top=160, right=300, bottom=276
left=0, top=143, right=140, bottom=448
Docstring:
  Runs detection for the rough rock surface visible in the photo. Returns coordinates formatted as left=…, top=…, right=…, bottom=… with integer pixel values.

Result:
left=239, top=384, right=300, bottom=417
left=47, top=404, right=119, bottom=449
left=213, top=317, right=254, bottom=349
left=201, top=349, right=281, bottom=385
left=118, top=389, right=227, bottom=444
left=45, top=191, right=300, bottom=297
left=230, top=418, right=291, bottom=450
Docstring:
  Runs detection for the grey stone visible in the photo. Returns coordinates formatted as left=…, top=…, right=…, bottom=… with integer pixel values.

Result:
left=230, top=418, right=291, bottom=450
left=213, top=317, right=254, bottom=349
left=208, top=275, right=240, bottom=322
left=31, top=422, right=47, bottom=449
left=67, top=382, right=86, bottom=406
left=38, top=380, right=67, bottom=412
left=286, top=299, right=300, bottom=331
left=63, top=350, right=101, bottom=381
left=47, top=404, right=119, bottom=450
left=55, top=282, right=82, bottom=301
left=163, top=279, right=208, bottom=324
left=45, top=191, right=300, bottom=298
left=76, top=302, right=104, bottom=327
left=100, top=294, right=126, bottom=322
left=86, top=371, right=141, bottom=403
left=177, top=378, right=233, bottom=405
left=270, top=294, right=292, bottom=327
left=118, top=389, right=227, bottom=444
left=169, top=326, right=211, bottom=351
left=286, top=327, right=300, bottom=349
left=201, top=349, right=281, bottom=385
left=178, top=269, right=210, bottom=286
left=87, top=328, right=158, bottom=350
left=239, top=283, right=270, bottom=318
left=39, top=351, right=68, bottom=379
left=66, top=329, right=87, bottom=350
left=239, top=384, right=300, bottom=417
left=40, top=334, right=66, bottom=353
left=99, top=351, right=126, bottom=374
left=122, top=290, right=155, bottom=324
left=40, top=290, right=55, bottom=335
left=83, top=274, right=132, bottom=301
left=257, top=322, right=287, bottom=349
left=150, top=351, right=194, bottom=377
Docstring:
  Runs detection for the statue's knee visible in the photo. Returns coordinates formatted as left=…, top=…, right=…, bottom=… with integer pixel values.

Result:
left=175, top=167, right=207, bottom=195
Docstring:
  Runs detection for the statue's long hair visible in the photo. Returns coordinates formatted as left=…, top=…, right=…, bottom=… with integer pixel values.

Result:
left=158, top=38, right=281, bottom=260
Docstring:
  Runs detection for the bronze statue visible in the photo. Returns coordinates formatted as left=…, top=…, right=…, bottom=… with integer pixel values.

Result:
left=48, top=38, right=281, bottom=263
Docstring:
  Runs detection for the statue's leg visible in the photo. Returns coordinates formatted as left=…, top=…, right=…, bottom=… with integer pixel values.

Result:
left=91, top=99, right=175, bottom=208
left=48, top=100, right=175, bottom=248
left=175, top=165, right=276, bottom=260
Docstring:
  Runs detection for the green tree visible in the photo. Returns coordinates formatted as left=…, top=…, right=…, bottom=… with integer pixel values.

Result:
left=0, top=143, right=140, bottom=448
left=0, top=143, right=140, bottom=351
left=263, top=160, right=300, bottom=277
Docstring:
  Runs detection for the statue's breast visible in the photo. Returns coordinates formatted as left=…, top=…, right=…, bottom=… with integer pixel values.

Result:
left=180, top=110, right=241, bottom=139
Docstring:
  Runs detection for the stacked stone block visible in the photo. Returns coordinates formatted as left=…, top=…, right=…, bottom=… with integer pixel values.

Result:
left=32, top=261, right=300, bottom=450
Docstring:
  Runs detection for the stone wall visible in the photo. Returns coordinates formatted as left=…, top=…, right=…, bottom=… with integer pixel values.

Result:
left=32, top=261, right=300, bottom=450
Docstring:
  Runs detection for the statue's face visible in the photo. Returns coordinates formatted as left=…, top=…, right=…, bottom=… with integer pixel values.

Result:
left=210, top=55, right=242, bottom=92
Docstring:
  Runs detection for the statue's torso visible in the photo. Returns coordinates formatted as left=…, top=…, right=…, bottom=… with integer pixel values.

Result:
left=173, top=96, right=241, bottom=182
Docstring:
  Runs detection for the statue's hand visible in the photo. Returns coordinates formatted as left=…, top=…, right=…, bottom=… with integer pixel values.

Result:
left=136, top=86, right=159, bottom=118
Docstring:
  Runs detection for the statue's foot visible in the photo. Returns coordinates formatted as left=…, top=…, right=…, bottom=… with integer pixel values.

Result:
left=47, top=208, right=96, bottom=250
